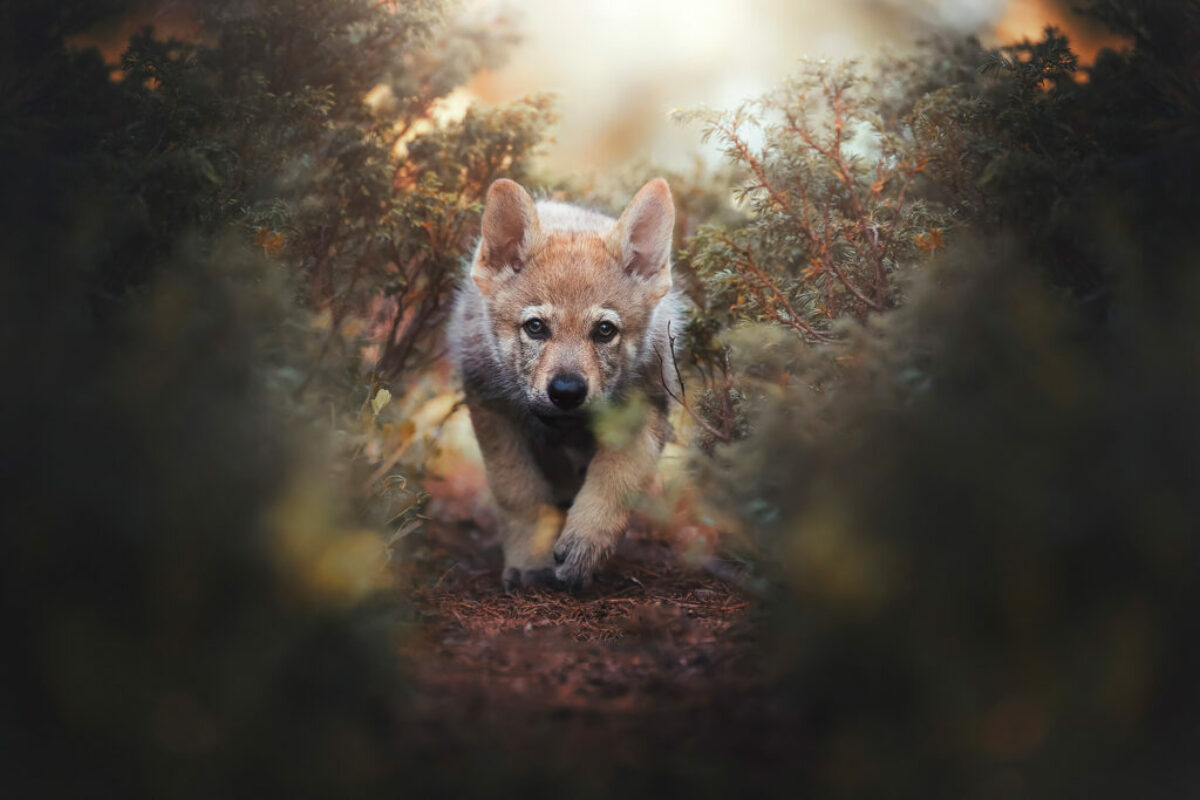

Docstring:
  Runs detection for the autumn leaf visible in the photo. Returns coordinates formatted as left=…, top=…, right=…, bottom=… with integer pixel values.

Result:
left=916, top=229, right=945, bottom=251
left=371, top=388, right=392, bottom=416
left=254, top=227, right=286, bottom=255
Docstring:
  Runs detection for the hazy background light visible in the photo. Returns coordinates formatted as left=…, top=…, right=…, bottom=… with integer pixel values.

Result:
left=70, top=0, right=1123, bottom=173
left=462, top=0, right=1123, bottom=172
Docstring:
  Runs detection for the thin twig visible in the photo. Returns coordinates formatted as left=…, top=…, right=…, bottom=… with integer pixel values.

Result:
left=656, top=334, right=735, bottom=445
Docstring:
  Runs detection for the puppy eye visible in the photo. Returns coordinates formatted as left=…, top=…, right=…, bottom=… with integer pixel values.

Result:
left=593, top=321, right=618, bottom=342
left=523, top=318, right=549, bottom=339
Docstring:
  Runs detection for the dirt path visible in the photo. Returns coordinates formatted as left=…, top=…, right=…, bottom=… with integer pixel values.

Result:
left=393, top=516, right=785, bottom=784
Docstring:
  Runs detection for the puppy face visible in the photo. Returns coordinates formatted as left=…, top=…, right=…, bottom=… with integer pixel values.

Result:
left=472, top=179, right=674, bottom=420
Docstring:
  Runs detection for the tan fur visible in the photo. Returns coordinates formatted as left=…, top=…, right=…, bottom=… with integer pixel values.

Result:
left=448, top=178, right=681, bottom=590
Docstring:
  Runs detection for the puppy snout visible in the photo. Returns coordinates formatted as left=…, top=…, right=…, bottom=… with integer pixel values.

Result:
left=547, top=373, right=587, bottom=410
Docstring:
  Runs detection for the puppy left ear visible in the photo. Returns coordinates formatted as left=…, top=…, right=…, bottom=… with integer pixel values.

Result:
left=611, top=178, right=674, bottom=295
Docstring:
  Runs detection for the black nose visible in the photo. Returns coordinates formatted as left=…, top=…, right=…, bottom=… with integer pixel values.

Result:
left=548, top=373, right=587, bottom=410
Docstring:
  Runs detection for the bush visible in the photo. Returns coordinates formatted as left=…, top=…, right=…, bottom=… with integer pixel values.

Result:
left=684, top=2, right=1200, bottom=795
left=0, top=1, right=551, bottom=795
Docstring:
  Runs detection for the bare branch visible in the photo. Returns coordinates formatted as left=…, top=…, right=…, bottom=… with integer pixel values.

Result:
left=657, top=328, right=735, bottom=445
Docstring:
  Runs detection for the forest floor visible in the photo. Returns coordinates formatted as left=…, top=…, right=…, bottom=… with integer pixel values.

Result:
left=392, top=512, right=791, bottom=784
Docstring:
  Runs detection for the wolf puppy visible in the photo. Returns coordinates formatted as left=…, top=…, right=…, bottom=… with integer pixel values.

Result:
left=449, top=178, right=680, bottom=591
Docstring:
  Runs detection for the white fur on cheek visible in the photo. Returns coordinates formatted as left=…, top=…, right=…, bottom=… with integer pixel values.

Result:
left=623, top=339, right=638, bottom=366
left=496, top=330, right=515, bottom=364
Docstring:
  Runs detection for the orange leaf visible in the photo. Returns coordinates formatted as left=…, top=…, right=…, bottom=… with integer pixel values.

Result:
left=916, top=228, right=945, bottom=252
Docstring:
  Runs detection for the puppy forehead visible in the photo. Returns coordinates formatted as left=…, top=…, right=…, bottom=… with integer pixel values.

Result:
left=530, top=233, right=619, bottom=294
left=497, top=230, right=650, bottom=319
left=540, top=229, right=613, bottom=263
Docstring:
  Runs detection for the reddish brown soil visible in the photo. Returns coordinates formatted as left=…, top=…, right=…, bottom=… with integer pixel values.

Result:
left=394, top=517, right=784, bottom=781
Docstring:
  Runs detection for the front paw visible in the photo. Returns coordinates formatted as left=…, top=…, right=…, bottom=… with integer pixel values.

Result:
left=552, top=528, right=614, bottom=592
left=502, top=566, right=563, bottom=592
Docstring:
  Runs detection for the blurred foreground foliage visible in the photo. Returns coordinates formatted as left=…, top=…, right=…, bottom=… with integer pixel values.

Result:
left=1, top=0, right=548, bottom=796
left=683, top=0, right=1200, bottom=795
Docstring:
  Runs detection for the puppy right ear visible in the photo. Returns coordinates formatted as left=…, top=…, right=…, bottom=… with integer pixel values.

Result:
left=474, top=179, right=539, bottom=292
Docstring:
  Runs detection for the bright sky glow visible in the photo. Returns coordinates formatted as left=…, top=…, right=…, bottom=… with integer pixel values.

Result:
left=461, top=0, right=1120, bottom=171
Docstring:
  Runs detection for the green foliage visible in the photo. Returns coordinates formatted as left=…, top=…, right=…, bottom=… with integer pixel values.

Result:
left=677, top=61, right=951, bottom=344
left=1, top=163, right=406, bottom=800
left=892, top=30, right=1116, bottom=300
left=687, top=3, right=1200, bottom=795
left=670, top=61, right=958, bottom=446
left=673, top=24, right=1143, bottom=443
left=59, top=0, right=554, bottom=539
left=0, top=1, right=551, bottom=796
left=98, top=0, right=555, bottom=389
left=375, top=95, right=555, bottom=378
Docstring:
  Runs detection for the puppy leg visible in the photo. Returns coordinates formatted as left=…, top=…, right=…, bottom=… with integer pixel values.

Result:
left=467, top=402, right=563, bottom=589
left=553, top=408, right=666, bottom=590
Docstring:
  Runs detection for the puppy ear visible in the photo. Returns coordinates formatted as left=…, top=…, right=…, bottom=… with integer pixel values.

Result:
left=474, top=179, right=539, bottom=292
left=611, top=178, right=674, bottom=295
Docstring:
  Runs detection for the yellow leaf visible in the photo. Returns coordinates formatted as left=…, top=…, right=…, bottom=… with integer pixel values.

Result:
left=371, top=388, right=392, bottom=416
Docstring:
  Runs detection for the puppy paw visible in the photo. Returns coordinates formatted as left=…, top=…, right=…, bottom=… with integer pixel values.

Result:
left=552, top=529, right=613, bottom=592
left=502, top=565, right=564, bottom=592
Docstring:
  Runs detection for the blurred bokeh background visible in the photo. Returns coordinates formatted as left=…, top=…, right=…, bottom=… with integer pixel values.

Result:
left=462, top=0, right=1125, bottom=169
left=71, top=0, right=1127, bottom=171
